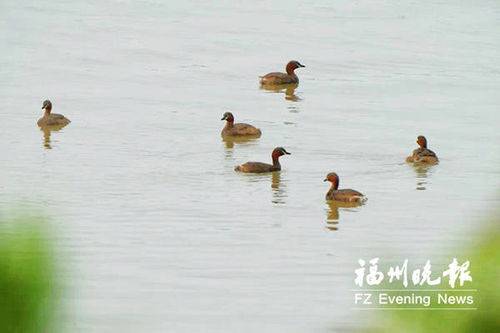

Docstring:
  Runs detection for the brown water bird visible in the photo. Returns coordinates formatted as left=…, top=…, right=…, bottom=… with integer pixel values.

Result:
left=406, top=136, right=439, bottom=164
left=259, top=60, right=305, bottom=85
left=235, top=147, right=291, bottom=173
left=221, top=112, right=261, bottom=137
left=37, top=100, right=71, bottom=127
left=324, top=172, right=366, bottom=203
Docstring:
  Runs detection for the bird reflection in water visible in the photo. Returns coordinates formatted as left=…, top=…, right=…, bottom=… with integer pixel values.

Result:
left=410, top=164, right=435, bottom=190
left=222, top=135, right=260, bottom=158
left=271, top=171, right=287, bottom=205
left=260, top=83, right=300, bottom=102
left=325, top=201, right=364, bottom=231
left=39, top=124, right=67, bottom=149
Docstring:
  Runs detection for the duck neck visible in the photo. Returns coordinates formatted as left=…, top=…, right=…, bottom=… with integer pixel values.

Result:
left=224, top=119, right=234, bottom=129
left=44, top=108, right=51, bottom=116
left=272, top=153, right=281, bottom=167
left=286, top=62, right=299, bottom=75
left=330, top=180, right=339, bottom=191
left=418, top=138, right=428, bottom=148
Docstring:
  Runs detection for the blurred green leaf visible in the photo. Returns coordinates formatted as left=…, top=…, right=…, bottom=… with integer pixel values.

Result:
left=0, top=216, right=58, bottom=333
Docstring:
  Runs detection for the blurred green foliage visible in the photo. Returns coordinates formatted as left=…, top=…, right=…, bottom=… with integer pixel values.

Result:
left=0, top=216, right=57, bottom=333
left=371, top=222, right=500, bottom=332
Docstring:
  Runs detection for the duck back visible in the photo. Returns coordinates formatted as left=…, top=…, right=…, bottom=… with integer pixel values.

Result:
left=326, top=189, right=365, bottom=202
left=260, top=72, right=298, bottom=85
left=37, top=113, right=71, bottom=127
left=235, top=162, right=279, bottom=173
left=222, top=123, right=261, bottom=137
left=407, top=147, right=438, bottom=163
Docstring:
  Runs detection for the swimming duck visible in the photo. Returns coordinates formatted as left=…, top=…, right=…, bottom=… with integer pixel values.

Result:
left=260, top=61, right=305, bottom=85
left=406, top=136, right=439, bottom=164
left=324, top=172, right=366, bottom=203
left=37, top=100, right=71, bottom=127
left=235, top=147, right=291, bottom=173
left=221, top=112, right=261, bottom=137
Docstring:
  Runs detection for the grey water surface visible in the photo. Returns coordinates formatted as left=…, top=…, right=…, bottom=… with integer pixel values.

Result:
left=1, top=1, right=499, bottom=332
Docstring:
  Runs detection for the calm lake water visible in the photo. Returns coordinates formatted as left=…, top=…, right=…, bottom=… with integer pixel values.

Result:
left=1, top=0, right=499, bottom=332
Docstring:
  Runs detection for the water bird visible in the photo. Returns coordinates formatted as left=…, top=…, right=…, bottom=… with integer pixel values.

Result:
left=37, top=100, right=71, bottom=127
left=235, top=147, right=291, bottom=173
left=324, top=172, right=366, bottom=203
left=260, top=60, right=305, bottom=85
left=406, top=136, right=439, bottom=164
left=221, top=112, right=261, bottom=137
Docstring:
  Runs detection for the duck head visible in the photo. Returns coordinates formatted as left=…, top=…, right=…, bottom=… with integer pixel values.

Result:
left=417, top=135, right=428, bottom=148
left=286, top=60, right=305, bottom=75
left=221, top=112, right=234, bottom=123
left=41, top=100, right=52, bottom=113
left=324, top=172, right=339, bottom=190
left=272, top=147, right=291, bottom=158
